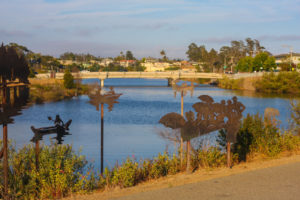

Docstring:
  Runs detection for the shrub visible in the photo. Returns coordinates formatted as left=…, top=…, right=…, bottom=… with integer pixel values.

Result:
left=63, top=69, right=75, bottom=89
left=218, top=76, right=244, bottom=90
left=0, top=142, right=94, bottom=199
left=255, top=72, right=300, bottom=94
left=217, top=113, right=300, bottom=161
left=191, top=146, right=227, bottom=169
left=111, top=158, right=139, bottom=188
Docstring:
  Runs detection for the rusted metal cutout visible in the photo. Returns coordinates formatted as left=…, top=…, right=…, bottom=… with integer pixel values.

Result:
left=87, top=85, right=122, bottom=174
left=159, top=95, right=245, bottom=169
left=88, top=86, right=122, bottom=111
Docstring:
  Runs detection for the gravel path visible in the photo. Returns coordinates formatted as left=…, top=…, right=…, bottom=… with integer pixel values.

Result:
left=112, top=162, right=300, bottom=200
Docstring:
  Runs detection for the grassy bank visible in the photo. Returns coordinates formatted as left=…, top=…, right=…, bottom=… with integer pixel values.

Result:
left=218, top=72, right=300, bottom=94
left=29, top=78, right=89, bottom=103
left=1, top=113, right=299, bottom=199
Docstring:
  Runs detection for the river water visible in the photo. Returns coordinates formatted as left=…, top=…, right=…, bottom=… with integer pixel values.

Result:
left=2, top=78, right=295, bottom=170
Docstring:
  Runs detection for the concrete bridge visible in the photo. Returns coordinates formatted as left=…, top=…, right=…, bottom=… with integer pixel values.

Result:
left=36, top=71, right=265, bottom=87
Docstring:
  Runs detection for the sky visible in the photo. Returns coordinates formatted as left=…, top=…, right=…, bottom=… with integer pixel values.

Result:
left=0, top=0, right=300, bottom=59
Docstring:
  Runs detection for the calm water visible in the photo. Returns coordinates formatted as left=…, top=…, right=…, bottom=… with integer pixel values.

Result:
left=2, top=78, right=295, bottom=170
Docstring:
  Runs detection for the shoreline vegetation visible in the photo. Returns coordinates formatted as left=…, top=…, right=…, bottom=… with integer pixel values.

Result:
left=217, top=71, right=300, bottom=95
left=1, top=112, right=299, bottom=199
left=29, top=78, right=89, bottom=103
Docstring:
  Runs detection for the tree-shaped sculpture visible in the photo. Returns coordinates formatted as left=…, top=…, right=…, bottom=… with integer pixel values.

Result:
left=172, top=80, right=194, bottom=168
left=88, top=86, right=122, bottom=174
left=160, top=95, right=245, bottom=171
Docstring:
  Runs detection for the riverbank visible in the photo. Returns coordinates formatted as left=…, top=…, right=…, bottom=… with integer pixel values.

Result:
left=63, top=153, right=300, bottom=200
left=217, top=72, right=300, bottom=95
left=29, top=78, right=88, bottom=103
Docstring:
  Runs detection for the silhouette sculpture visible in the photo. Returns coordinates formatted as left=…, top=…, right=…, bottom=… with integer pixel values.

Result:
left=88, top=85, right=122, bottom=174
left=160, top=95, right=245, bottom=169
left=30, top=115, right=72, bottom=144
left=172, top=80, right=194, bottom=169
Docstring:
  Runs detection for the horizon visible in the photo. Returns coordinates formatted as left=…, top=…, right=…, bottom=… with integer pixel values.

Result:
left=1, top=0, right=300, bottom=59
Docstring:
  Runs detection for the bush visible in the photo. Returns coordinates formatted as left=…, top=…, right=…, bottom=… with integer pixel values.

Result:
left=217, top=113, right=300, bottom=161
left=191, top=146, right=227, bottom=169
left=255, top=72, right=300, bottom=94
left=63, top=69, right=75, bottom=89
left=0, top=142, right=95, bottom=199
left=218, top=76, right=244, bottom=90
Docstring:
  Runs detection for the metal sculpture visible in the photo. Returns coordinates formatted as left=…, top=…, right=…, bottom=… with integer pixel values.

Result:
left=88, top=85, right=122, bottom=174
left=171, top=80, right=194, bottom=168
left=160, top=95, right=245, bottom=170
left=30, top=115, right=72, bottom=170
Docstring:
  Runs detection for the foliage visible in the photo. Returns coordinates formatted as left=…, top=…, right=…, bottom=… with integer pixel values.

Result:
left=186, top=38, right=267, bottom=73
left=255, top=72, right=300, bottom=94
left=218, top=76, right=244, bottom=90
left=165, top=66, right=180, bottom=71
left=29, top=79, right=88, bottom=103
left=191, top=146, right=227, bottom=169
left=217, top=113, right=300, bottom=161
left=0, top=142, right=96, bottom=199
left=125, top=51, right=135, bottom=60
left=0, top=43, right=30, bottom=83
left=236, top=53, right=276, bottom=72
left=290, top=100, right=300, bottom=135
left=63, top=69, right=75, bottom=89
left=103, top=63, right=126, bottom=72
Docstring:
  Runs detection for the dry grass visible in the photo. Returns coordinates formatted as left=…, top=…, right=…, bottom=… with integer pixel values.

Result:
left=63, top=152, right=300, bottom=200
left=29, top=78, right=63, bottom=85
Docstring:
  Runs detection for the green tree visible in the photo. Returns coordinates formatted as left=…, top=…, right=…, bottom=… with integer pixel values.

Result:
left=236, top=56, right=254, bottom=72
left=63, top=69, right=74, bottom=89
left=253, top=52, right=276, bottom=71
left=125, top=51, right=134, bottom=60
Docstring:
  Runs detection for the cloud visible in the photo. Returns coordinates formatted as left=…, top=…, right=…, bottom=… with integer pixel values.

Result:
left=0, top=29, right=32, bottom=38
left=258, top=35, right=300, bottom=42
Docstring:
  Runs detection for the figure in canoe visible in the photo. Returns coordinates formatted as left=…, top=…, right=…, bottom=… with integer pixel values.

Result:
left=30, top=115, right=72, bottom=144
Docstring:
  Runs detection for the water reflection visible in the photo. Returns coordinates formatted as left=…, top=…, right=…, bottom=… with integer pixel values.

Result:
left=88, top=85, right=122, bottom=173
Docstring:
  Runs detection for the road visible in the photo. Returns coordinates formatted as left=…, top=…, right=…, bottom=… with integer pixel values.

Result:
left=112, top=162, right=300, bottom=200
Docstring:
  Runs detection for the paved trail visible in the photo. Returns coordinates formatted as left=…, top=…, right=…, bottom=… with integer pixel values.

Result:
left=112, top=162, right=300, bottom=200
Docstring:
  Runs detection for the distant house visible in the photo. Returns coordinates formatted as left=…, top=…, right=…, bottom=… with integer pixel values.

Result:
left=275, top=53, right=300, bottom=65
left=141, top=61, right=170, bottom=72
left=99, top=58, right=114, bottom=66
left=119, top=60, right=137, bottom=68
left=58, top=60, right=80, bottom=65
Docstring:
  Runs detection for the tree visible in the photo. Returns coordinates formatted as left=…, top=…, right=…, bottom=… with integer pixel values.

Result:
left=160, top=50, right=167, bottom=61
left=236, top=56, right=254, bottom=72
left=253, top=52, right=276, bottom=72
left=125, top=51, right=134, bottom=60
left=63, top=69, right=74, bottom=89
left=245, top=38, right=255, bottom=57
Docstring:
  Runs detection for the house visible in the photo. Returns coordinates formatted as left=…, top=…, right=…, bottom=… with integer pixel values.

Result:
left=141, top=61, right=170, bottom=72
left=119, top=60, right=137, bottom=68
left=99, top=58, right=114, bottom=67
left=275, top=53, right=300, bottom=65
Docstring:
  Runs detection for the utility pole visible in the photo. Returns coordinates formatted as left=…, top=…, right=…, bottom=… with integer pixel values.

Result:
left=282, top=45, right=293, bottom=70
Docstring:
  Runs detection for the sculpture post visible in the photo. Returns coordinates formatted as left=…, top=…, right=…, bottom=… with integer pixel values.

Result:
left=180, top=91, right=184, bottom=168
left=35, top=140, right=39, bottom=171
left=101, top=103, right=104, bottom=174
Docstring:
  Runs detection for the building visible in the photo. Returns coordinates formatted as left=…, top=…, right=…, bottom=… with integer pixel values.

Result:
left=141, top=61, right=170, bottom=72
left=119, top=60, right=137, bottom=68
left=275, top=53, right=300, bottom=65
left=99, top=58, right=114, bottom=67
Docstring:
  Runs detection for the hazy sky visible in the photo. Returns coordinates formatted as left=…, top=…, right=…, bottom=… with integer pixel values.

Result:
left=1, top=0, right=300, bottom=58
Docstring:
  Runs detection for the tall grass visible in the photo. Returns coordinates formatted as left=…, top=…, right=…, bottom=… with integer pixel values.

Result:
left=255, top=72, right=300, bottom=94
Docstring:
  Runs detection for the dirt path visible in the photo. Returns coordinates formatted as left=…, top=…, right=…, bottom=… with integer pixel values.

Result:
left=64, top=154, right=300, bottom=200
left=113, top=161, right=300, bottom=200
